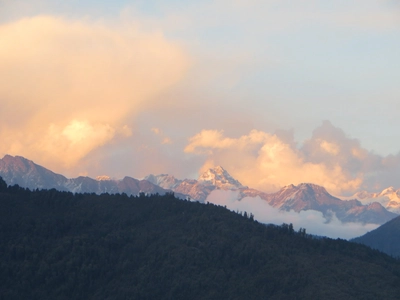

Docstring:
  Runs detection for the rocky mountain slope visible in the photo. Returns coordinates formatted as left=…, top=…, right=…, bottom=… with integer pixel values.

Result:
left=0, top=155, right=175, bottom=197
left=350, top=187, right=400, bottom=214
left=243, top=183, right=396, bottom=224
left=0, top=154, right=397, bottom=225
left=146, top=167, right=397, bottom=224
left=145, top=166, right=246, bottom=202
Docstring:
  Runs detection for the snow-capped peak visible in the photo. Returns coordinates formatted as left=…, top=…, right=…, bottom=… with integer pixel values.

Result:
left=96, top=175, right=111, bottom=181
left=351, top=190, right=375, bottom=200
left=197, top=166, right=246, bottom=190
left=379, top=187, right=396, bottom=196
left=143, top=174, right=182, bottom=190
left=348, top=186, right=400, bottom=214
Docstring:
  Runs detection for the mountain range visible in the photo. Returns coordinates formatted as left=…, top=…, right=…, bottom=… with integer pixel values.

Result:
left=145, top=167, right=396, bottom=224
left=349, top=187, right=400, bottom=214
left=0, top=155, right=177, bottom=197
left=0, top=154, right=397, bottom=225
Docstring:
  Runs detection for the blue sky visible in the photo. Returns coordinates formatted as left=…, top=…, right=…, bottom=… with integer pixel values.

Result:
left=0, top=0, right=399, bottom=194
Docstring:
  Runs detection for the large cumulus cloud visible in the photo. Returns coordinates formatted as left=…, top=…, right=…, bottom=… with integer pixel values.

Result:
left=185, top=121, right=400, bottom=195
left=0, top=15, right=189, bottom=172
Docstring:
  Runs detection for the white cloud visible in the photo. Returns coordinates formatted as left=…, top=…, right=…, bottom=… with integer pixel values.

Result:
left=206, top=189, right=379, bottom=239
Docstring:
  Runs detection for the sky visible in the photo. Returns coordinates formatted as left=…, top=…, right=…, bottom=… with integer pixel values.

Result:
left=1, top=0, right=400, bottom=198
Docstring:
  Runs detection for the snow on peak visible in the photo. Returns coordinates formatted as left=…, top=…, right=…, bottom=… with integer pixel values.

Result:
left=96, top=175, right=111, bottom=181
left=352, top=190, right=375, bottom=200
left=379, top=187, right=396, bottom=196
left=143, top=174, right=181, bottom=190
left=282, top=183, right=328, bottom=194
left=283, top=184, right=295, bottom=190
left=348, top=186, right=400, bottom=214
left=197, top=166, right=246, bottom=190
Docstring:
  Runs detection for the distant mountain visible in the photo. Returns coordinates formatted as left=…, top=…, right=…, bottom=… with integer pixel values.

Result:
left=144, top=173, right=182, bottom=190
left=0, top=155, right=397, bottom=225
left=0, top=155, right=176, bottom=197
left=148, top=167, right=396, bottom=225
left=0, top=154, right=69, bottom=191
left=197, top=166, right=246, bottom=189
left=352, top=216, right=400, bottom=257
left=240, top=183, right=396, bottom=224
left=145, top=166, right=246, bottom=202
left=350, top=187, right=400, bottom=214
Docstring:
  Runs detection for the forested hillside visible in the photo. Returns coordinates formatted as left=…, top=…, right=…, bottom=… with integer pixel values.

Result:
left=352, top=216, right=400, bottom=258
left=1, top=177, right=400, bottom=300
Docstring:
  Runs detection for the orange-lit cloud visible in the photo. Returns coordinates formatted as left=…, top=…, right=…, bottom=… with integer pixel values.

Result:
left=151, top=128, right=173, bottom=145
left=185, top=126, right=364, bottom=195
left=0, top=15, right=189, bottom=171
left=319, top=140, right=340, bottom=156
left=186, top=121, right=400, bottom=195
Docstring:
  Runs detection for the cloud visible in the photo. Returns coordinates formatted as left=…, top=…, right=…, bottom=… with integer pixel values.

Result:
left=206, top=189, right=379, bottom=239
left=301, top=121, right=400, bottom=192
left=185, top=121, right=400, bottom=195
left=319, top=140, right=340, bottom=156
left=151, top=128, right=173, bottom=145
left=185, top=125, right=363, bottom=195
left=1, top=1, right=399, bottom=187
left=36, top=120, right=116, bottom=167
left=184, top=130, right=238, bottom=153
left=151, top=128, right=161, bottom=135
left=0, top=15, right=189, bottom=171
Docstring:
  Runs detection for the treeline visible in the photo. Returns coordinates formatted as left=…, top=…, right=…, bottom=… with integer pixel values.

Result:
left=1, top=177, right=400, bottom=299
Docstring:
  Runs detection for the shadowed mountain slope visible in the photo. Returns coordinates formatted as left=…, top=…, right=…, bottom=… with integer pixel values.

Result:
left=0, top=155, right=179, bottom=197
left=352, top=216, right=400, bottom=257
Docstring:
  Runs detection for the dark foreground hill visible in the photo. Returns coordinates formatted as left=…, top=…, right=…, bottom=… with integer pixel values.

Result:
left=352, top=216, right=400, bottom=258
left=1, top=178, right=400, bottom=300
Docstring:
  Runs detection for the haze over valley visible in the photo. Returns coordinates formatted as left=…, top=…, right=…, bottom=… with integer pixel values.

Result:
left=1, top=154, right=398, bottom=239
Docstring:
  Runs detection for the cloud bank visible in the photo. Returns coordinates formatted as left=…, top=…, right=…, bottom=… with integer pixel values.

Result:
left=206, top=189, right=379, bottom=240
left=186, top=121, right=400, bottom=195
left=0, top=15, right=189, bottom=171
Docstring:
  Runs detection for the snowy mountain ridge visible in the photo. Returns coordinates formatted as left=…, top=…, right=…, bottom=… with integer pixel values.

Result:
left=349, top=187, right=400, bottom=214
left=197, top=166, right=247, bottom=190
left=143, top=174, right=182, bottom=190
left=0, top=154, right=397, bottom=225
left=0, top=155, right=177, bottom=197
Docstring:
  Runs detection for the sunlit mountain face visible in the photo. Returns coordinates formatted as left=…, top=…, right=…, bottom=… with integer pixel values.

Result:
left=349, top=188, right=400, bottom=214
left=0, top=154, right=396, bottom=239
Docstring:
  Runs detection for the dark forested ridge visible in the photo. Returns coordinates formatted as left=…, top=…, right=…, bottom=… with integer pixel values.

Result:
left=352, top=216, right=400, bottom=258
left=1, top=177, right=400, bottom=300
